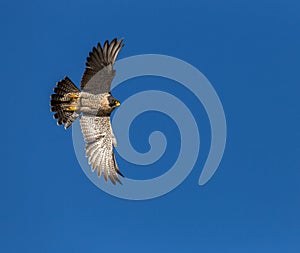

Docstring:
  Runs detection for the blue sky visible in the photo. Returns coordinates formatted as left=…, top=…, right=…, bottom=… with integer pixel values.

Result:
left=1, top=0, right=300, bottom=252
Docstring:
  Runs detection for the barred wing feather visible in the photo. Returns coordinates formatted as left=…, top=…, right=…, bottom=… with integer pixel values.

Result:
left=80, top=114, right=123, bottom=184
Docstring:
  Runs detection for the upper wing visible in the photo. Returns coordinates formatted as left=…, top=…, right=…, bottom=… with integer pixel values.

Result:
left=80, top=38, right=124, bottom=94
left=80, top=114, right=123, bottom=184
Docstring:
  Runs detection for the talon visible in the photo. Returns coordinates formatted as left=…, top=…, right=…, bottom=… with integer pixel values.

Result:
left=65, top=106, right=77, bottom=111
left=69, top=93, right=79, bottom=99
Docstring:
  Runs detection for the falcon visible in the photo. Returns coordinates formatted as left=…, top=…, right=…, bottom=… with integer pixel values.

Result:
left=50, top=38, right=124, bottom=184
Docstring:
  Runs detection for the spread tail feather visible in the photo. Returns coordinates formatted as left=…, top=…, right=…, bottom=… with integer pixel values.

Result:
left=50, top=77, right=80, bottom=129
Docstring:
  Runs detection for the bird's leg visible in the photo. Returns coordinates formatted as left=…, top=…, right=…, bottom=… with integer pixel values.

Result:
left=65, top=106, right=77, bottom=111
left=69, top=93, right=79, bottom=99
left=63, top=93, right=80, bottom=111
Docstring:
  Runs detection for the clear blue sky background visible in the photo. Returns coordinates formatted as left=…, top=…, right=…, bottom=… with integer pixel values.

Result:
left=1, top=0, right=300, bottom=252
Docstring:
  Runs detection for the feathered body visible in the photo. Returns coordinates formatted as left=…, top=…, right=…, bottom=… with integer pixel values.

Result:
left=50, top=38, right=124, bottom=184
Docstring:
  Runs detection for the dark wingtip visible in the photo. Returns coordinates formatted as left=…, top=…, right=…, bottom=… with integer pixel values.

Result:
left=117, top=170, right=125, bottom=178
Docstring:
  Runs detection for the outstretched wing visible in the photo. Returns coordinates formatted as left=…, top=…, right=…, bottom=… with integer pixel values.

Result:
left=81, top=38, right=124, bottom=94
left=80, top=114, right=123, bottom=184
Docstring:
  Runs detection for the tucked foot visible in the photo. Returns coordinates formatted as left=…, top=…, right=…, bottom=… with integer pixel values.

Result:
left=69, top=93, right=79, bottom=99
left=65, top=106, right=77, bottom=111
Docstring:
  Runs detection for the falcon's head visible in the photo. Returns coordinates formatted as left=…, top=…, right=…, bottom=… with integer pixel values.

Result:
left=107, top=95, right=121, bottom=108
left=108, top=95, right=121, bottom=108
left=100, top=93, right=121, bottom=114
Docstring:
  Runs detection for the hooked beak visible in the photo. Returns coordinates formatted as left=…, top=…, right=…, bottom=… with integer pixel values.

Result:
left=115, top=101, right=121, bottom=107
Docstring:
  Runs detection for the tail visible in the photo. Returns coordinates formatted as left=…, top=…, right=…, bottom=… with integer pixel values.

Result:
left=50, top=77, right=80, bottom=129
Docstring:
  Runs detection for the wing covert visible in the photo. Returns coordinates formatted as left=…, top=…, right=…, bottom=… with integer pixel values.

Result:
left=80, top=38, right=124, bottom=94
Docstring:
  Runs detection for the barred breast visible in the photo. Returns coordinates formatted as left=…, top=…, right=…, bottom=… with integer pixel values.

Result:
left=78, top=92, right=108, bottom=115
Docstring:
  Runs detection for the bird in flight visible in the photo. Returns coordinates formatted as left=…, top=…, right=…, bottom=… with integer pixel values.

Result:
left=50, top=38, right=124, bottom=184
